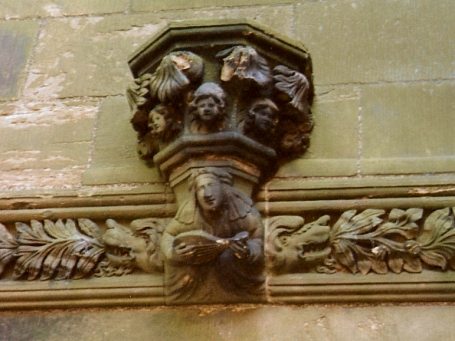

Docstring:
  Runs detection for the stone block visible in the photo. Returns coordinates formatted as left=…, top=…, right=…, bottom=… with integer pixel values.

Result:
left=0, top=99, right=97, bottom=171
left=0, top=169, right=83, bottom=190
left=0, top=0, right=128, bottom=19
left=360, top=82, right=455, bottom=175
left=131, top=0, right=295, bottom=12
left=276, top=86, right=359, bottom=177
left=82, top=96, right=161, bottom=185
left=23, top=8, right=294, bottom=100
left=0, top=20, right=39, bottom=100
left=0, top=305, right=455, bottom=341
left=295, top=0, right=455, bottom=85
left=23, top=15, right=167, bottom=99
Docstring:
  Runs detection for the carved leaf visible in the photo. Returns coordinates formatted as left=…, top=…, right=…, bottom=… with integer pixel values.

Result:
left=216, top=46, right=272, bottom=88
left=387, top=252, right=404, bottom=274
left=78, top=218, right=103, bottom=239
left=370, top=257, right=388, bottom=274
left=402, top=253, right=422, bottom=273
left=149, top=51, right=204, bottom=103
left=331, top=209, right=384, bottom=240
left=357, top=256, right=372, bottom=275
left=332, top=239, right=357, bottom=274
left=375, top=208, right=422, bottom=239
left=14, top=219, right=105, bottom=280
left=0, top=223, right=18, bottom=276
left=126, top=73, right=152, bottom=111
left=416, top=208, right=455, bottom=269
left=273, top=65, right=310, bottom=115
left=331, top=210, right=357, bottom=240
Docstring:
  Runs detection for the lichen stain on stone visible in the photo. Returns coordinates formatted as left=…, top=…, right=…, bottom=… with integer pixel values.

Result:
left=0, top=169, right=82, bottom=190
left=43, top=4, right=63, bottom=17
left=0, top=30, right=30, bottom=99
left=69, top=17, right=104, bottom=31
left=0, top=101, right=98, bottom=128
left=24, top=73, right=67, bottom=99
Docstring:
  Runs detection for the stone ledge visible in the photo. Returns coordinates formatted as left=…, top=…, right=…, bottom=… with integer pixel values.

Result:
left=0, top=192, right=452, bottom=309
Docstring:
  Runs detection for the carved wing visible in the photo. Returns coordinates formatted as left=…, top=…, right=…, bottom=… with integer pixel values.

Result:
left=273, top=65, right=310, bottom=116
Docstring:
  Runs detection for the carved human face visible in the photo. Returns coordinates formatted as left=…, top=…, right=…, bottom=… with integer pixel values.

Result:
left=196, top=97, right=218, bottom=122
left=148, top=110, right=167, bottom=135
left=195, top=175, right=224, bottom=212
left=252, top=106, right=274, bottom=132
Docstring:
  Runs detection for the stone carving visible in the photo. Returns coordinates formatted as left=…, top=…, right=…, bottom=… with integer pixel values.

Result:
left=99, top=218, right=165, bottom=276
left=161, top=168, right=264, bottom=303
left=124, top=21, right=315, bottom=303
left=0, top=218, right=165, bottom=280
left=188, top=83, right=228, bottom=134
left=216, top=45, right=272, bottom=89
left=124, top=22, right=315, bottom=303
left=127, top=51, right=204, bottom=163
left=267, top=207, right=455, bottom=275
left=240, top=98, right=278, bottom=146
left=127, top=45, right=313, bottom=165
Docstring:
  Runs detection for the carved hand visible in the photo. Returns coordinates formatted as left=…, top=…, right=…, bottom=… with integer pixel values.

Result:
left=229, top=232, right=251, bottom=260
left=172, top=242, right=196, bottom=262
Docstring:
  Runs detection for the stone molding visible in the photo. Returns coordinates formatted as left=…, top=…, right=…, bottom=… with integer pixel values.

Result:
left=0, top=188, right=453, bottom=309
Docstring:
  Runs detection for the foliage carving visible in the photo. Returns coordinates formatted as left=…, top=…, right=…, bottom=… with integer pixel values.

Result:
left=267, top=207, right=455, bottom=275
left=0, top=218, right=166, bottom=281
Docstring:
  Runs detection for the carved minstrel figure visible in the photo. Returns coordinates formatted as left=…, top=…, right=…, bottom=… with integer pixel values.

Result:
left=161, top=168, right=265, bottom=303
left=188, top=83, right=229, bottom=135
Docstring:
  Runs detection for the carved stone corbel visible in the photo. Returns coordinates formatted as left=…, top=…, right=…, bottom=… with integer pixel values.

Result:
left=125, top=20, right=314, bottom=303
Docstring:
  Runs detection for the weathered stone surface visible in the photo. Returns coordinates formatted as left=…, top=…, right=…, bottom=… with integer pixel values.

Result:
left=0, top=99, right=97, bottom=171
left=0, top=304, right=454, bottom=341
left=0, top=0, right=128, bottom=19
left=0, top=20, right=39, bottom=100
left=0, top=169, right=83, bottom=190
left=23, top=8, right=294, bottom=100
left=23, top=15, right=167, bottom=99
left=160, top=5, right=295, bottom=37
left=295, top=0, right=455, bottom=85
left=82, top=96, right=161, bottom=185
left=276, top=86, right=359, bottom=177
left=132, top=0, right=295, bottom=12
left=361, top=82, right=455, bottom=175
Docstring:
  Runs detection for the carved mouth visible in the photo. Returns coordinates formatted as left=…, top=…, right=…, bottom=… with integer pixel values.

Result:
left=298, top=242, right=331, bottom=262
left=204, top=197, right=216, bottom=206
left=105, top=246, right=135, bottom=266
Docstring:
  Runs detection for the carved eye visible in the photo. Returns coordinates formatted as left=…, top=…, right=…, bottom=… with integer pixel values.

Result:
left=279, top=235, right=289, bottom=246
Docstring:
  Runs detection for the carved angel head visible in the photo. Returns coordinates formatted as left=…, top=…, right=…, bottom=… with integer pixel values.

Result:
left=188, top=83, right=228, bottom=134
left=242, top=98, right=279, bottom=143
left=148, top=104, right=182, bottom=143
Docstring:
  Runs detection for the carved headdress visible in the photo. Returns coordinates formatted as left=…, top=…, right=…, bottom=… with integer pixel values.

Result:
left=175, top=168, right=253, bottom=224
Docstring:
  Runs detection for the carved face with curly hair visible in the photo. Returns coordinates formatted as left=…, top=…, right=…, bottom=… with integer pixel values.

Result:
left=246, top=98, right=278, bottom=134
left=188, top=83, right=228, bottom=134
left=148, top=104, right=181, bottom=143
